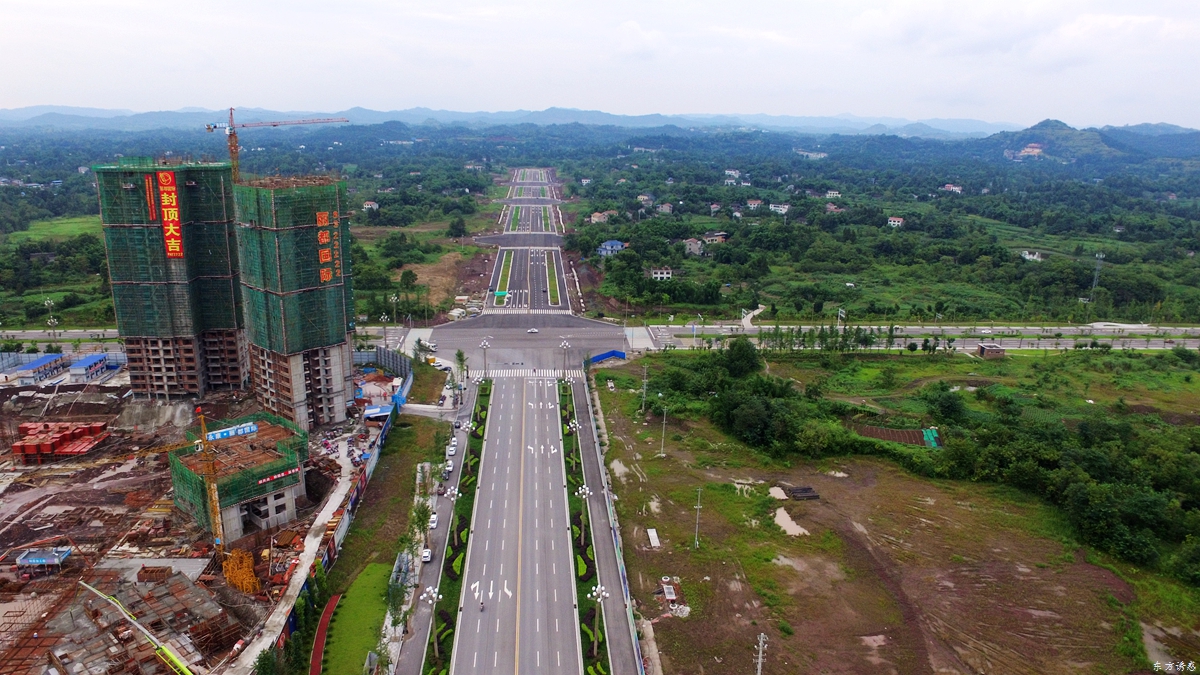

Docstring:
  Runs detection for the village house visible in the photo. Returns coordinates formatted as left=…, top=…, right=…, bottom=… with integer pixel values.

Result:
left=888, top=217, right=905, bottom=228
left=597, top=240, right=628, bottom=257
left=826, top=190, right=841, bottom=198
left=683, top=238, right=705, bottom=256
left=746, top=199, right=763, bottom=210
left=649, top=267, right=673, bottom=281
left=702, top=231, right=728, bottom=244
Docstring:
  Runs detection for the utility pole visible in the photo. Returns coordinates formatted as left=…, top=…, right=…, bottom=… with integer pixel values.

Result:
left=755, top=633, right=768, bottom=675
left=1090, top=252, right=1105, bottom=303
left=693, top=487, right=702, bottom=549
left=640, top=365, right=648, bottom=414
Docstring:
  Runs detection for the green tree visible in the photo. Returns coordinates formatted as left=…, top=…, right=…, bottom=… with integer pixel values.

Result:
left=400, top=269, right=418, bottom=289
left=448, top=215, right=468, bottom=238
left=722, top=336, right=761, bottom=377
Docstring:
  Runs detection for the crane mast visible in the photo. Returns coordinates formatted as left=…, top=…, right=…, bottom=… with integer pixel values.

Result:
left=205, top=107, right=348, bottom=182
left=194, top=408, right=225, bottom=556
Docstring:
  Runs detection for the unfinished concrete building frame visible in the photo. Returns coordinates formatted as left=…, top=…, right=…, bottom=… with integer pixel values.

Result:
left=234, top=177, right=355, bottom=431
left=95, top=158, right=248, bottom=399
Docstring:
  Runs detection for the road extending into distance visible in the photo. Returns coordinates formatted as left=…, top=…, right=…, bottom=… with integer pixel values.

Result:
left=421, top=168, right=638, bottom=675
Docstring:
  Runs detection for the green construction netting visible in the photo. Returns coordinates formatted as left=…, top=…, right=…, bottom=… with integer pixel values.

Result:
left=98, top=162, right=242, bottom=338
left=234, top=181, right=353, bottom=354
left=170, top=412, right=309, bottom=532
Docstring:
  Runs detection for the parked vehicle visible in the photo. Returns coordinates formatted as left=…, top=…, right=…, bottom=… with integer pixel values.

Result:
left=422, top=548, right=432, bottom=562
left=429, top=513, right=438, bottom=529
left=446, top=460, right=454, bottom=473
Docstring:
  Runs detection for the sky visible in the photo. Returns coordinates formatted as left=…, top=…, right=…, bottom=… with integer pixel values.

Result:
left=4, top=0, right=1200, bottom=128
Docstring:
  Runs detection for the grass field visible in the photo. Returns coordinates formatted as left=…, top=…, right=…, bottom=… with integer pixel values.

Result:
left=322, top=563, right=391, bottom=675
left=327, top=416, right=448, bottom=595
left=408, top=360, right=447, bottom=404
left=5, top=216, right=102, bottom=244
left=592, top=356, right=1193, bottom=673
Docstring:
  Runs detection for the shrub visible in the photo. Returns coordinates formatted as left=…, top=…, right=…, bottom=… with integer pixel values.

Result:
left=577, top=554, right=587, bottom=578
left=778, top=620, right=794, bottom=636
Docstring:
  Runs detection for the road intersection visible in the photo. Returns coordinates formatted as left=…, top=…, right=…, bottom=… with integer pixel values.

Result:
left=410, top=168, right=636, bottom=675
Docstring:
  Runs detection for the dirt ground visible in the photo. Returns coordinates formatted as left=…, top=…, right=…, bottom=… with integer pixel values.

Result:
left=396, top=251, right=466, bottom=306
left=597, top=373, right=1162, bottom=675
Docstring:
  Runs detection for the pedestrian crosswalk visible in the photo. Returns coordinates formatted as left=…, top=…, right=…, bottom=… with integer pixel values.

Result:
left=480, top=368, right=585, bottom=379
left=482, top=307, right=572, bottom=315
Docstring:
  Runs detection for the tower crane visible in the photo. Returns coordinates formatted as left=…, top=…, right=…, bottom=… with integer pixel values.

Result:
left=193, top=407, right=226, bottom=556
left=205, top=107, right=348, bottom=182
left=77, top=580, right=196, bottom=675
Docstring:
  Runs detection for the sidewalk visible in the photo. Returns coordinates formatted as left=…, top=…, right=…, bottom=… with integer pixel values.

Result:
left=227, top=437, right=357, bottom=674
left=393, top=384, right=478, bottom=675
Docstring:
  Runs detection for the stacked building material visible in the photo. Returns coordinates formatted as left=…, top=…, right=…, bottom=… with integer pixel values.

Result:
left=10, top=421, right=110, bottom=465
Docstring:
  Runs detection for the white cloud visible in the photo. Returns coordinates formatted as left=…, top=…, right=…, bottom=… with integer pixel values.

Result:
left=1, top=0, right=1198, bottom=127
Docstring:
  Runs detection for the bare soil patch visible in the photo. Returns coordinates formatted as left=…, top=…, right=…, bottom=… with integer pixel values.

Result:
left=600, top=378, right=1146, bottom=674
left=396, top=251, right=464, bottom=306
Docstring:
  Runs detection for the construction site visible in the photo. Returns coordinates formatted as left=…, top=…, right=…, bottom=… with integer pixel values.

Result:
left=0, top=361, right=406, bottom=674
left=0, top=136, right=413, bottom=672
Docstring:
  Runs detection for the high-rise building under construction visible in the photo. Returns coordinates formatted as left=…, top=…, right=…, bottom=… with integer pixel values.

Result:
left=234, top=177, right=355, bottom=431
left=95, top=159, right=247, bottom=398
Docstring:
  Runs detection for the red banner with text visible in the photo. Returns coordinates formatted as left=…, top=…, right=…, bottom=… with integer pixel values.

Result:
left=156, top=171, right=183, bottom=259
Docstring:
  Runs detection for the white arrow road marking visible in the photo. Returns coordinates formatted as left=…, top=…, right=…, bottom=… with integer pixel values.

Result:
left=504, top=580, right=513, bottom=598
left=489, top=579, right=494, bottom=600
left=471, top=580, right=480, bottom=599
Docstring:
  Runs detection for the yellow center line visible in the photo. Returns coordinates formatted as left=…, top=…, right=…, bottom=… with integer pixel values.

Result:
left=513, top=380, right=528, bottom=674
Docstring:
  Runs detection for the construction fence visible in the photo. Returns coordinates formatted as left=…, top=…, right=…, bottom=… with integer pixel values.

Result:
left=169, top=412, right=309, bottom=531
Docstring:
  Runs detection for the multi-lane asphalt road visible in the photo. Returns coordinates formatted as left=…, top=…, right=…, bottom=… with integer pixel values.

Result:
left=422, top=168, right=637, bottom=675
left=451, top=377, right=581, bottom=673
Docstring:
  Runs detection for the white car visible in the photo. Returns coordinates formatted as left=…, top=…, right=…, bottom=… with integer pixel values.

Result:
left=527, top=328, right=538, bottom=333
left=447, top=445, right=456, bottom=456
left=446, top=460, right=454, bottom=473
left=429, top=513, right=438, bottom=529
left=980, top=329, right=992, bottom=334
left=422, top=548, right=433, bottom=562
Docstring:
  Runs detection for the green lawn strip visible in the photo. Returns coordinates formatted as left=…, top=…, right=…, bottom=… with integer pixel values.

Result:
left=5, top=215, right=102, bottom=244
left=561, top=381, right=611, bottom=675
left=423, top=380, right=490, bottom=675
left=509, top=206, right=520, bottom=232
left=409, top=361, right=447, bottom=404
left=496, top=251, right=514, bottom=306
left=322, top=563, right=391, bottom=674
left=327, top=417, right=448, bottom=595
left=547, top=251, right=561, bottom=305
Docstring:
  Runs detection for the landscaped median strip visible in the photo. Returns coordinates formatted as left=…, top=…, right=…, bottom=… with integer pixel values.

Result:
left=547, top=250, right=560, bottom=305
left=561, top=380, right=612, bottom=675
left=496, top=251, right=513, bottom=306
left=422, top=379, right=490, bottom=675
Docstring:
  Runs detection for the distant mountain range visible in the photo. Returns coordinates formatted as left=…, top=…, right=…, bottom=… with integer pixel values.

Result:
left=0, top=105, right=1032, bottom=138
left=2, top=107, right=1198, bottom=157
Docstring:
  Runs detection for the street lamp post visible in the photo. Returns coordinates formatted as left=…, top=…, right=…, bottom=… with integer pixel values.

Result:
left=44, top=298, right=57, bottom=340
left=574, top=484, right=593, bottom=548
left=420, top=585, right=444, bottom=658
left=693, top=487, right=703, bottom=549
left=560, top=340, right=570, bottom=375
left=479, top=339, right=490, bottom=378
left=587, top=584, right=610, bottom=657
